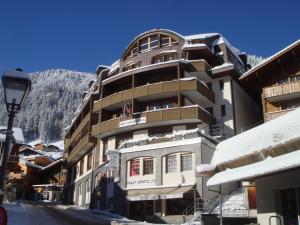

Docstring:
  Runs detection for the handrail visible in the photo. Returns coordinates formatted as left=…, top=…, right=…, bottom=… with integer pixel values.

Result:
left=269, top=215, right=282, bottom=225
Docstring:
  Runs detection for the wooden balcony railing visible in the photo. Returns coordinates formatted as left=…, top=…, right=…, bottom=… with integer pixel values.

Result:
left=92, top=105, right=215, bottom=137
left=93, top=78, right=214, bottom=112
left=263, top=81, right=300, bottom=100
left=64, top=112, right=91, bottom=150
left=265, top=108, right=295, bottom=121
left=66, top=133, right=91, bottom=163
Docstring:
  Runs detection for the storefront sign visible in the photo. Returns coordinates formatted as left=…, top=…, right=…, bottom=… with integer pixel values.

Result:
left=120, top=117, right=146, bottom=127
left=127, top=179, right=156, bottom=186
left=160, top=193, right=183, bottom=199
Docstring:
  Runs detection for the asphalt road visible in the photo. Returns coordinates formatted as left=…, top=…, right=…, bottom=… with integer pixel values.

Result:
left=5, top=201, right=111, bottom=225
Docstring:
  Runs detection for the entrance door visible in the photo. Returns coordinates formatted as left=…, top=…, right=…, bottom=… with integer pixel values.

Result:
left=281, top=188, right=299, bottom=225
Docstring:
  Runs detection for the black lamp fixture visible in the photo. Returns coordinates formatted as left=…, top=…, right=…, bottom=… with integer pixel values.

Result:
left=0, top=68, right=31, bottom=205
left=1, top=68, right=31, bottom=114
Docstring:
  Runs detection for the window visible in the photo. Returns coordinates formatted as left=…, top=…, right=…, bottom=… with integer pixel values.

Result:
left=103, top=139, right=108, bottom=162
left=150, top=35, right=159, bottom=49
left=87, top=153, right=92, bottom=171
left=160, top=35, right=169, bottom=47
left=143, top=158, right=154, bottom=175
left=139, top=38, right=149, bottom=53
left=79, top=159, right=84, bottom=176
left=219, top=80, right=224, bottom=91
left=181, top=153, right=192, bottom=171
left=86, top=179, right=90, bottom=192
left=78, top=183, right=82, bottom=195
left=221, top=105, right=226, bottom=117
left=152, top=53, right=176, bottom=64
left=166, top=155, right=177, bottom=173
left=123, top=62, right=140, bottom=72
left=130, top=159, right=140, bottom=176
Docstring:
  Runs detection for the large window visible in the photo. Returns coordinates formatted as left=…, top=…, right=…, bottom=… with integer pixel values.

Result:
left=166, top=154, right=177, bottom=173
left=181, top=153, right=192, bottom=171
left=130, top=159, right=140, bottom=176
left=143, top=158, right=154, bottom=175
left=152, top=53, right=176, bottom=64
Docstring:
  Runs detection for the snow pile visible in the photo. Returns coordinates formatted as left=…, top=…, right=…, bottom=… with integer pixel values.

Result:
left=207, top=149, right=300, bottom=186
left=211, top=107, right=300, bottom=166
left=118, top=128, right=200, bottom=150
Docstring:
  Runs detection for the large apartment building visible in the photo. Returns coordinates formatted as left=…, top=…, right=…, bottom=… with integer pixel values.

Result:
left=63, top=29, right=261, bottom=223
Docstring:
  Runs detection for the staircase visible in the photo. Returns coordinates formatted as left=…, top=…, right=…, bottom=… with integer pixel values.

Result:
left=183, top=189, right=248, bottom=224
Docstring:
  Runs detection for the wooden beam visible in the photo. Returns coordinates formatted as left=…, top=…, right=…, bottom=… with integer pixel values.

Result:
left=277, top=59, right=286, bottom=77
left=292, top=50, right=300, bottom=68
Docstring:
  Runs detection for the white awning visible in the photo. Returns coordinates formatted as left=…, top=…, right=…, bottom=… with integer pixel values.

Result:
left=207, top=149, right=300, bottom=186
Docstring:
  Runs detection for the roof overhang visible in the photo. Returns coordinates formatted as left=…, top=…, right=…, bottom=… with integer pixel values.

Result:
left=207, top=149, right=300, bottom=186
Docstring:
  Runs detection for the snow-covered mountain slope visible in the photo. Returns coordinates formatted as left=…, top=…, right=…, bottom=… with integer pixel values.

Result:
left=0, top=69, right=96, bottom=143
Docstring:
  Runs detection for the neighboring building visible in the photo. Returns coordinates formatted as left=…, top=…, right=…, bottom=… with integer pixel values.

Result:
left=63, top=29, right=261, bottom=223
left=7, top=141, right=65, bottom=202
left=240, top=39, right=300, bottom=121
left=198, top=108, right=300, bottom=225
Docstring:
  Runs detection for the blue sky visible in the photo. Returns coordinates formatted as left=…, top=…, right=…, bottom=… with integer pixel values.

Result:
left=0, top=0, right=299, bottom=73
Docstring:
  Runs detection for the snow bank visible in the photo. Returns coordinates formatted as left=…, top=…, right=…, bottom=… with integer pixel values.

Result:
left=211, top=108, right=300, bottom=166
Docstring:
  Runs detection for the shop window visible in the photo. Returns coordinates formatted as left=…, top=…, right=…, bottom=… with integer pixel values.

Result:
left=143, top=158, right=154, bottom=175
left=166, top=154, right=177, bottom=173
left=87, top=153, right=92, bottom=171
left=130, top=159, right=140, bottom=176
left=181, top=153, right=192, bottom=171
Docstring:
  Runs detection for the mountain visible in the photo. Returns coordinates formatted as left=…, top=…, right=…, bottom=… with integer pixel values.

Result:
left=0, top=69, right=96, bottom=143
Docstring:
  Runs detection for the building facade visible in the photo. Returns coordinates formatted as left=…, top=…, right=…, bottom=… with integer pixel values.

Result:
left=240, top=39, right=300, bottom=122
left=63, top=29, right=261, bottom=222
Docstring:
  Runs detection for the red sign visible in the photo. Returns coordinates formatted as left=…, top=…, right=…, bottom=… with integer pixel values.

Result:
left=0, top=206, right=7, bottom=225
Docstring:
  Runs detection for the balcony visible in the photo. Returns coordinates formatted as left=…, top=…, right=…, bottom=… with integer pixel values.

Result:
left=265, top=108, right=295, bottom=121
left=66, top=133, right=95, bottom=165
left=92, top=105, right=215, bottom=138
left=64, top=112, right=91, bottom=151
left=263, top=81, right=300, bottom=102
left=93, top=78, right=214, bottom=112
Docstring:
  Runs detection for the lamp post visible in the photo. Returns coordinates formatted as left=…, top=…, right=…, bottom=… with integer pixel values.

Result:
left=0, top=68, right=31, bottom=204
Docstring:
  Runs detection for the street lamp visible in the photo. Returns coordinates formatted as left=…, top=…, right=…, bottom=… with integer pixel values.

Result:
left=0, top=68, right=31, bottom=204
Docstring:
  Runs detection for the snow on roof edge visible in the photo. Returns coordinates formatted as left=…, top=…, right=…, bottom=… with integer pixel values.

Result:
left=240, top=39, right=300, bottom=80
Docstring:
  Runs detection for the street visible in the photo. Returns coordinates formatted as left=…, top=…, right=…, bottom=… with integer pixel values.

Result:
left=4, top=201, right=128, bottom=225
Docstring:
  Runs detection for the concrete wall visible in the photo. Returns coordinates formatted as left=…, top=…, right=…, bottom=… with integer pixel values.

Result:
left=256, top=168, right=300, bottom=225
left=232, top=80, right=262, bottom=134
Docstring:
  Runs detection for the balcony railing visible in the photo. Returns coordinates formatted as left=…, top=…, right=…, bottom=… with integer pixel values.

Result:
left=263, top=80, right=300, bottom=101
left=64, top=112, right=91, bottom=150
left=92, top=105, right=215, bottom=138
left=265, top=108, right=295, bottom=121
left=66, top=133, right=92, bottom=163
left=93, top=78, right=214, bottom=112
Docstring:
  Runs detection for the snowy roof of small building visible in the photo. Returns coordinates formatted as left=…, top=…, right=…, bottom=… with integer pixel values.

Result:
left=211, top=107, right=300, bottom=167
left=240, top=39, right=300, bottom=80
left=0, top=126, right=25, bottom=144
left=207, top=149, right=300, bottom=186
left=47, top=140, right=64, bottom=150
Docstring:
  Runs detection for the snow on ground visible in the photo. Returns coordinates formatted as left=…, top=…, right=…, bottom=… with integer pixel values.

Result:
left=5, top=202, right=62, bottom=225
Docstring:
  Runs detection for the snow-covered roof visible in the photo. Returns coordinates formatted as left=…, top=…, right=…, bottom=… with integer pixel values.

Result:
left=0, top=126, right=25, bottom=144
left=211, top=107, right=300, bottom=167
left=207, top=149, right=300, bottom=186
left=211, top=63, right=234, bottom=74
left=109, top=59, right=120, bottom=75
left=240, top=39, right=300, bottom=80
left=184, top=33, right=220, bottom=40
left=47, top=140, right=64, bottom=150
